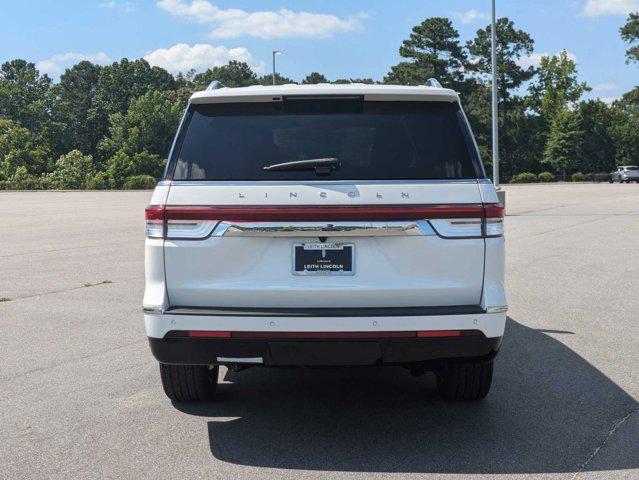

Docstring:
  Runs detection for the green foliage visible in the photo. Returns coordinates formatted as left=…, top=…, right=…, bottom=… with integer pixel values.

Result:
left=86, top=171, right=109, bottom=190
left=105, top=149, right=164, bottom=188
left=466, top=18, right=536, bottom=101
left=528, top=50, right=590, bottom=120
left=543, top=109, right=583, bottom=178
left=302, top=72, right=328, bottom=84
left=0, top=60, right=52, bottom=135
left=0, top=119, right=49, bottom=180
left=571, top=172, right=586, bottom=182
left=510, top=172, right=538, bottom=183
left=385, top=17, right=466, bottom=87
left=538, top=171, right=555, bottom=182
left=332, top=78, right=375, bottom=84
left=5, top=166, right=40, bottom=189
left=193, top=61, right=257, bottom=89
left=98, top=90, right=182, bottom=161
left=1, top=15, right=639, bottom=191
left=123, top=174, right=157, bottom=189
left=43, top=150, right=94, bottom=189
left=620, top=12, right=639, bottom=64
left=578, top=100, right=618, bottom=173
left=50, top=61, right=102, bottom=156
left=257, top=72, right=296, bottom=86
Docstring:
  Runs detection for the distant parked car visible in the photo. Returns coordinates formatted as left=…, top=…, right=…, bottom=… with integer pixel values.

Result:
left=609, top=166, right=639, bottom=183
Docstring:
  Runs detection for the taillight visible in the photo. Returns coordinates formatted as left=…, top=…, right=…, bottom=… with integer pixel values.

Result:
left=145, top=205, right=219, bottom=239
left=428, top=203, right=503, bottom=238
left=145, top=205, right=165, bottom=239
left=483, top=204, right=504, bottom=238
left=145, top=203, right=504, bottom=239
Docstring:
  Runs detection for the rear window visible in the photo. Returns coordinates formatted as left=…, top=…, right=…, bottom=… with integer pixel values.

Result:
left=168, top=99, right=483, bottom=181
left=626, top=166, right=638, bottom=171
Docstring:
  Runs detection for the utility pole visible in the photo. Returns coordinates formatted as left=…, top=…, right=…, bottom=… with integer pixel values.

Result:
left=272, top=51, right=283, bottom=86
left=491, top=0, right=499, bottom=188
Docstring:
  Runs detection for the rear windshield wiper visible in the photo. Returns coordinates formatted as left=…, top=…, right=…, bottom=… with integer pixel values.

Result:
left=263, top=158, right=341, bottom=176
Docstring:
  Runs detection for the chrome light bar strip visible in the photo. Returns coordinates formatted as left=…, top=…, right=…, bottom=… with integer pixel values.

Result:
left=211, top=220, right=436, bottom=237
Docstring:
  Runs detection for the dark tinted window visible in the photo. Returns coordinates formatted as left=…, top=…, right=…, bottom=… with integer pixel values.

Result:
left=170, top=100, right=483, bottom=181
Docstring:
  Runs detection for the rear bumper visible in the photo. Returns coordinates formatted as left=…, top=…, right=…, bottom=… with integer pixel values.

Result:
left=145, top=307, right=506, bottom=367
left=148, top=335, right=502, bottom=367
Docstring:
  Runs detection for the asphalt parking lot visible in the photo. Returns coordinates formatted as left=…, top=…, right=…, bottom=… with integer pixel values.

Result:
left=1, top=183, right=638, bottom=480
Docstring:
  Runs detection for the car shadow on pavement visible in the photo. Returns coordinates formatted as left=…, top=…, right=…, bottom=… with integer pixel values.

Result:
left=174, top=318, right=638, bottom=475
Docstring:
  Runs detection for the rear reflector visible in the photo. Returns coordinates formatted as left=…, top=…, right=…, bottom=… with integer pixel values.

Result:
left=146, top=203, right=504, bottom=239
left=188, top=331, right=232, bottom=338
left=417, top=330, right=461, bottom=338
left=166, top=330, right=481, bottom=339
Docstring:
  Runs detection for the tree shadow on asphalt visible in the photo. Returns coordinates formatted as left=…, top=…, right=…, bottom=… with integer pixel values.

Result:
left=173, top=318, right=638, bottom=475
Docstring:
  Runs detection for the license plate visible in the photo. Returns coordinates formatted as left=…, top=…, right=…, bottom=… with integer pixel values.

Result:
left=292, top=243, right=354, bottom=276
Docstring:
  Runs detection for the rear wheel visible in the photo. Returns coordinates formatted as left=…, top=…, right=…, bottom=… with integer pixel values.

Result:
left=159, top=363, right=218, bottom=402
left=435, top=361, right=493, bottom=401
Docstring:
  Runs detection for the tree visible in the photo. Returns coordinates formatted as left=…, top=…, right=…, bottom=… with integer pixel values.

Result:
left=302, top=72, right=328, bottom=84
left=193, top=61, right=257, bottom=89
left=105, top=149, right=164, bottom=187
left=466, top=18, right=536, bottom=102
left=384, top=17, right=466, bottom=87
left=578, top=100, right=617, bottom=173
left=620, top=12, right=639, bottom=64
left=50, top=61, right=102, bottom=156
left=332, top=78, right=375, bottom=84
left=257, top=72, right=296, bottom=85
left=0, top=60, right=51, bottom=133
left=43, top=150, right=94, bottom=189
left=88, top=59, right=175, bottom=151
left=528, top=50, right=590, bottom=121
left=466, top=18, right=537, bottom=178
left=0, top=119, right=48, bottom=180
left=543, top=109, right=582, bottom=179
left=98, top=89, right=182, bottom=161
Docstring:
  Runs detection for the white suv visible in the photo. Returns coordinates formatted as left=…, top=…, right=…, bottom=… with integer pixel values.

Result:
left=144, top=83, right=506, bottom=402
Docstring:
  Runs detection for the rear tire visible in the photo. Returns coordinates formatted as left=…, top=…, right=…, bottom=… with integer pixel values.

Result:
left=159, top=363, right=218, bottom=402
left=435, top=361, right=493, bottom=401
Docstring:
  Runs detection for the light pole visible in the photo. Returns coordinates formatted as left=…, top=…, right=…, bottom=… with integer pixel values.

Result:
left=272, top=50, right=283, bottom=86
left=491, top=0, right=499, bottom=188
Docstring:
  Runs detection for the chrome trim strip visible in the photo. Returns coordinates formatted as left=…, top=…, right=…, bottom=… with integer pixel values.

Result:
left=212, top=220, right=436, bottom=237
left=486, top=305, right=508, bottom=314
left=168, top=179, right=481, bottom=186
left=217, top=357, right=264, bottom=364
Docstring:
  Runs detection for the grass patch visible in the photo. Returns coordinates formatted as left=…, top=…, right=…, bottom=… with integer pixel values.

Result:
left=0, top=296, right=12, bottom=302
left=83, top=280, right=113, bottom=288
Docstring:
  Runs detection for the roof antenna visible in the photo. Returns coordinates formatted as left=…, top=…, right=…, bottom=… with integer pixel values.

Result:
left=206, top=80, right=225, bottom=91
left=426, top=78, right=442, bottom=88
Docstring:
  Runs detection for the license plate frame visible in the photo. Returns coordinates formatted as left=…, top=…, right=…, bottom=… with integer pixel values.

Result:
left=292, top=242, right=355, bottom=276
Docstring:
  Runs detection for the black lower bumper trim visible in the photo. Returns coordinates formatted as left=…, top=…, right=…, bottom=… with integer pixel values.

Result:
left=148, top=335, right=502, bottom=367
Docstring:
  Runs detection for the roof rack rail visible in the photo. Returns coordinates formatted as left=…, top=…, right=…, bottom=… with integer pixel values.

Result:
left=426, top=78, right=442, bottom=88
left=206, top=80, right=225, bottom=91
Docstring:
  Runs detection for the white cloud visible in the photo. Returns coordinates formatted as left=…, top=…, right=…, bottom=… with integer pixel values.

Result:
left=156, top=0, right=368, bottom=39
left=98, top=1, right=135, bottom=13
left=517, top=51, right=579, bottom=68
left=453, top=9, right=489, bottom=24
left=592, top=82, right=619, bottom=92
left=581, top=0, right=639, bottom=16
left=599, top=96, right=619, bottom=105
left=144, top=43, right=261, bottom=73
left=36, top=52, right=112, bottom=75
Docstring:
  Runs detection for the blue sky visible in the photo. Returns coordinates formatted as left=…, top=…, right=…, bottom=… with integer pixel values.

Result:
left=1, top=0, right=637, bottom=102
